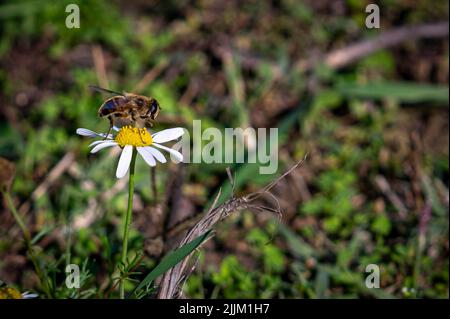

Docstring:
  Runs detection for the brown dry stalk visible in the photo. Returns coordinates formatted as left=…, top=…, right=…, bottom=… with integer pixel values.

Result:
left=132, top=58, right=169, bottom=93
left=92, top=45, right=110, bottom=89
left=18, top=151, right=75, bottom=215
left=157, top=155, right=307, bottom=299
left=317, top=21, right=449, bottom=71
left=214, top=21, right=449, bottom=77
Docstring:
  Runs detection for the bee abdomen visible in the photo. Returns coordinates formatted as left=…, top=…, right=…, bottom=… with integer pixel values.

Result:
left=98, top=97, right=124, bottom=117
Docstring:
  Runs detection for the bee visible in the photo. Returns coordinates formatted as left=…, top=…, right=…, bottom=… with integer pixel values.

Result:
left=90, top=85, right=161, bottom=137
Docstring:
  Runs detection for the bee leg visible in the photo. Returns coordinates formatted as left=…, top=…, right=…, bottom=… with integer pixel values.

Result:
left=144, top=118, right=154, bottom=128
left=104, top=118, right=113, bottom=140
left=131, top=110, right=137, bottom=122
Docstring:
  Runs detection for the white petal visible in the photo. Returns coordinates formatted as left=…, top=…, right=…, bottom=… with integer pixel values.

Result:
left=140, top=146, right=166, bottom=163
left=147, top=147, right=167, bottom=163
left=76, top=128, right=101, bottom=137
left=137, top=147, right=156, bottom=167
left=90, top=141, right=117, bottom=153
left=152, top=128, right=185, bottom=144
left=152, top=143, right=183, bottom=162
left=116, top=145, right=133, bottom=178
left=21, top=292, right=38, bottom=299
left=76, top=128, right=113, bottom=139
left=89, top=140, right=106, bottom=147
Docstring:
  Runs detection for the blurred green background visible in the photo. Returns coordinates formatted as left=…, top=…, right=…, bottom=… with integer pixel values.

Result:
left=0, top=0, right=448, bottom=298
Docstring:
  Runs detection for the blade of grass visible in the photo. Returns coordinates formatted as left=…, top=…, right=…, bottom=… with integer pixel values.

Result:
left=130, top=229, right=212, bottom=297
left=278, top=223, right=316, bottom=260
left=337, top=81, right=449, bottom=104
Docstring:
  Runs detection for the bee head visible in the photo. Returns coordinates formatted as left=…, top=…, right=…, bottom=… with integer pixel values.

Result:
left=130, top=95, right=161, bottom=120
left=147, top=98, right=160, bottom=119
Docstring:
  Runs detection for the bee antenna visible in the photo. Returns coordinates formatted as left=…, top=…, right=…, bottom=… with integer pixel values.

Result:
left=89, top=85, right=125, bottom=96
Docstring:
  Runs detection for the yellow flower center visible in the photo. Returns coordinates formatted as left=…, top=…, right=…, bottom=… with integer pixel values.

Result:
left=114, top=126, right=153, bottom=147
left=0, top=287, right=22, bottom=299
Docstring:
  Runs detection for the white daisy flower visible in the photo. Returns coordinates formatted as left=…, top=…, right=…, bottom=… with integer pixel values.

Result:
left=76, top=126, right=184, bottom=178
left=21, top=291, right=39, bottom=299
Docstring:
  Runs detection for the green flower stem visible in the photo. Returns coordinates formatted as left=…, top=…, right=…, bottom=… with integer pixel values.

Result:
left=2, top=190, right=52, bottom=298
left=119, top=147, right=137, bottom=299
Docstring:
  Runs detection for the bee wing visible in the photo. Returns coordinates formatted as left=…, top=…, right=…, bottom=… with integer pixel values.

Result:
left=89, top=85, right=125, bottom=96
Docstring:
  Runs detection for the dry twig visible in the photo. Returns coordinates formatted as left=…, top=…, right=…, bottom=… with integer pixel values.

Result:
left=18, top=152, right=76, bottom=215
left=214, top=21, right=449, bottom=77
left=92, top=45, right=110, bottom=89
left=157, top=156, right=307, bottom=299
left=374, top=175, right=408, bottom=218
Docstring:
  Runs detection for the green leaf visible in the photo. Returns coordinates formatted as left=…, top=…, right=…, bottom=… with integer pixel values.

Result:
left=31, top=226, right=55, bottom=245
left=421, top=175, right=447, bottom=216
left=337, top=81, right=449, bottom=104
left=371, top=214, right=392, bottom=236
left=131, top=230, right=212, bottom=297
left=278, top=224, right=316, bottom=259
